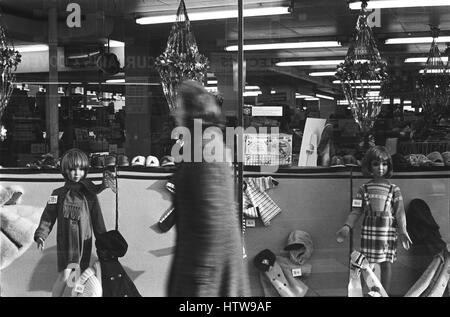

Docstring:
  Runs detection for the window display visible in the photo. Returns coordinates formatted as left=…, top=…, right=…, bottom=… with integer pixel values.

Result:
left=0, top=0, right=449, bottom=300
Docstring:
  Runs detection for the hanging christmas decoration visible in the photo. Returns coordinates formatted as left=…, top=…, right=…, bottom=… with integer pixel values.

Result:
left=154, top=0, right=209, bottom=112
left=417, top=26, right=450, bottom=126
left=0, top=25, right=21, bottom=122
left=335, top=0, right=388, bottom=150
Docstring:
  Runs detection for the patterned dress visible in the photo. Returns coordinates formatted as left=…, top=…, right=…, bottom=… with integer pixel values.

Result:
left=345, top=182, right=407, bottom=263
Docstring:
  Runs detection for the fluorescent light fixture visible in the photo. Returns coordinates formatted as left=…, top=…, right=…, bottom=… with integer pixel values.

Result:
left=419, top=69, right=446, bottom=74
left=243, top=91, right=262, bottom=97
left=309, top=71, right=337, bottom=77
left=404, top=105, right=415, bottom=111
left=305, top=97, right=319, bottom=101
left=405, top=57, right=449, bottom=63
left=316, top=93, right=335, bottom=100
left=295, top=94, right=314, bottom=99
left=89, top=81, right=160, bottom=86
left=106, top=79, right=125, bottom=83
left=404, top=100, right=412, bottom=104
left=245, top=85, right=260, bottom=90
left=349, top=0, right=450, bottom=10
left=366, top=91, right=380, bottom=96
left=277, top=60, right=343, bottom=67
left=207, top=80, right=218, bottom=85
left=393, top=98, right=401, bottom=104
left=337, top=100, right=350, bottom=105
left=205, top=86, right=218, bottom=92
left=105, top=40, right=124, bottom=48
left=271, top=90, right=277, bottom=94
left=333, top=79, right=381, bottom=84
left=226, top=41, right=341, bottom=52
left=386, top=36, right=450, bottom=44
left=353, top=85, right=382, bottom=89
left=15, top=44, right=49, bottom=52
left=137, top=6, right=290, bottom=25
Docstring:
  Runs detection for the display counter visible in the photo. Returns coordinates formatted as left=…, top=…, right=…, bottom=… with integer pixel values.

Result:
left=1, top=166, right=449, bottom=297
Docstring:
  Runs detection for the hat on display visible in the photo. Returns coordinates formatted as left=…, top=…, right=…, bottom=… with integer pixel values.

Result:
left=146, top=155, right=160, bottom=167
left=117, top=154, right=129, bottom=167
left=91, top=155, right=105, bottom=169
left=284, top=230, right=314, bottom=265
left=441, top=152, right=450, bottom=166
left=330, top=156, right=345, bottom=167
left=253, top=249, right=276, bottom=272
left=105, top=155, right=117, bottom=167
left=131, top=156, right=146, bottom=166
left=160, top=155, right=175, bottom=167
left=426, top=151, right=444, bottom=167
left=342, top=154, right=358, bottom=167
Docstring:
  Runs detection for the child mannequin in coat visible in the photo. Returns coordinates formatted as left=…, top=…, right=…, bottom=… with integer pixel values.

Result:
left=336, top=146, right=412, bottom=295
left=34, top=148, right=107, bottom=297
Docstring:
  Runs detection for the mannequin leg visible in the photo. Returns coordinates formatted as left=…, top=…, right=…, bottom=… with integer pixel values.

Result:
left=380, top=261, right=392, bottom=295
left=51, top=268, right=72, bottom=297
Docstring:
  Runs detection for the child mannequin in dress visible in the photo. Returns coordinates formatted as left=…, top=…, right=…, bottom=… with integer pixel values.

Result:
left=34, top=149, right=107, bottom=296
left=336, top=146, right=412, bottom=294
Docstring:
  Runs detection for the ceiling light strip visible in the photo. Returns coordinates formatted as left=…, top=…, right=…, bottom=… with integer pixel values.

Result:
left=405, top=57, right=449, bottom=63
left=316, top=93, right=335, bottom=100
left=349, top=0, right=450, bottom=10
left=309, top=71, right=337, bottom=77
left=386, top=36, right=450, bottom=44
left=277, top=60, right=343, bottom=66
left=226, top=41, right=341, bottom=52
left=137, top=6, right=290, bottom=25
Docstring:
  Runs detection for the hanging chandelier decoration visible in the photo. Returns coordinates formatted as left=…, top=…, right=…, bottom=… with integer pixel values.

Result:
left=335, top=0, right=388, bottom=149
left=417, top=26, right=450, bottom=124
left=154, top=0, right=209, bottom=112
left=0, top=25, right=21, bottom=122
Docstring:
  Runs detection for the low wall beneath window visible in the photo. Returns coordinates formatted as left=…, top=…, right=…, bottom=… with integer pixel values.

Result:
left=244, top=169, right=450, bottom=297
left=1, top=168, right=449, bottom=297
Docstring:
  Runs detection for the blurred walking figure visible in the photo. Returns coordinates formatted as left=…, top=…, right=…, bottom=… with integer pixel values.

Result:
left=167, top=80, right=249, bottom=297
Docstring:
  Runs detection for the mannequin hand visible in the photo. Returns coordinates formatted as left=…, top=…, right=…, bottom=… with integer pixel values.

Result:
left=399, top=232, right=412, bottom=250
left=336, top=225, right=350, bottom=243
left=36, top=237, right=45, bottom=251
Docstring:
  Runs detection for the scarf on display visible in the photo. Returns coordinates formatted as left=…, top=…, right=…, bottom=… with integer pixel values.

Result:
left=243, top=177, right=281, bottom=226
left=62, top=181, right=91, bottom=265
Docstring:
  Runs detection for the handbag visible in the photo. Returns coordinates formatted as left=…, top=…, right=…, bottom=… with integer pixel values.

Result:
left=95, top=165, right=142, bottom=297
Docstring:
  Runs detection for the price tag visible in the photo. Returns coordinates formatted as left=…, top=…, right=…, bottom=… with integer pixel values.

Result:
left=74, top=284, right=85, bottom=294
left=245, top=219, right=256, bottom=227
left=292, top=268, right=302, bottom=277
left=48, top=195, right=58, bottom=204
left=352, top=199, right=362, bottom=208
